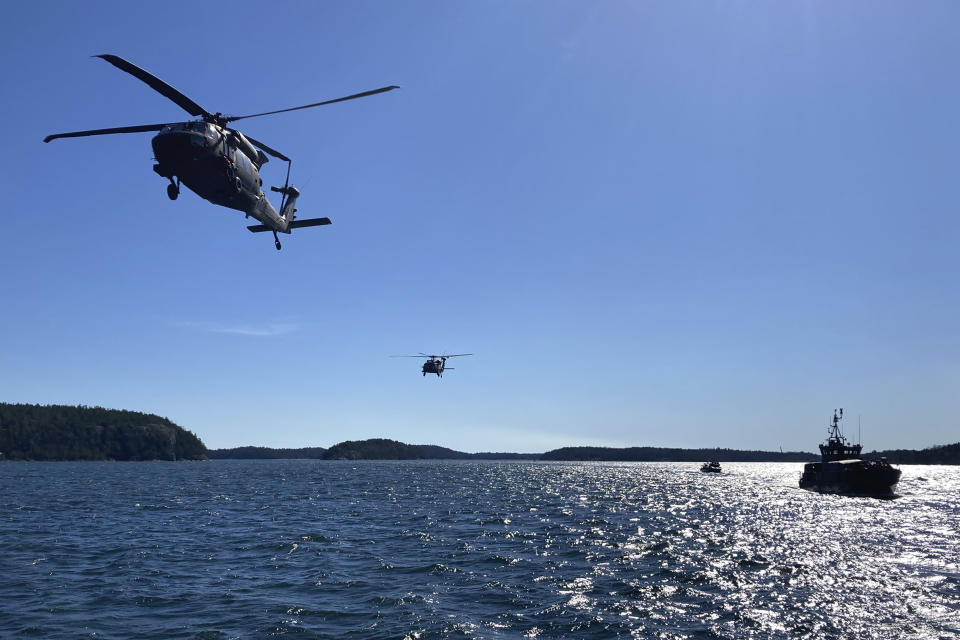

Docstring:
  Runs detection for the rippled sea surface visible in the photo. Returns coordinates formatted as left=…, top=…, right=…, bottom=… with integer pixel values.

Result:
left=2, top=460, right=958, bottom=639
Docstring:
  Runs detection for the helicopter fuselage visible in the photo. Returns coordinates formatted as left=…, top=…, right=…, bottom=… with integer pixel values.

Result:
left=44, top=54, right=394, bottom=249
left=150, top=121, right=290, bottom=232
left=392, top=353, right=469, bottom=378
left=422, top=358, right=449, bottom=376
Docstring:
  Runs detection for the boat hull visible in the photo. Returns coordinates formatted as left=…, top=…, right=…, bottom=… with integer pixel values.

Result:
left=799, top=459, right=901, bottom=497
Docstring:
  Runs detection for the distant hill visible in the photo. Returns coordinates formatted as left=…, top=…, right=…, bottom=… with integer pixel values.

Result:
left=541, top=445, right=816, bottom=462
left=0, top=403, right=208, bottom=461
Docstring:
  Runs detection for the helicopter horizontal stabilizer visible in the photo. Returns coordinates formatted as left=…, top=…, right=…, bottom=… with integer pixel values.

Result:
left=287, top=217, right=332, bottom=229
left=247, top=217, right=332, bottom=233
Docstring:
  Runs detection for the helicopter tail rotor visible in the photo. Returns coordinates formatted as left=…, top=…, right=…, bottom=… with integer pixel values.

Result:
left=271, top=156, right=293, bottom=214
left=273, top=185, right=299, bottom=223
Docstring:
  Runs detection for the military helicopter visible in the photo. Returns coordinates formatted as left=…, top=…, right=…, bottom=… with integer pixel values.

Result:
left=44, top=54, right=398, bottom=250
left=391, top=353, right=472, bottom=377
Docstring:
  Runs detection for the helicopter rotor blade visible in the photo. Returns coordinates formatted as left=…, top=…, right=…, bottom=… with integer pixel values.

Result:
left=439, top=354, right=472, bottom=358
left=44, top=123, right=167, bottom=143
left=244, top=135, right=290, bottom=162
left=95, top=54, right=211, bottom=119
left=223, top=85, right=400, bottom=123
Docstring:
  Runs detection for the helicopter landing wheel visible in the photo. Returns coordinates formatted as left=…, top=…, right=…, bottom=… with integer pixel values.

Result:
left=166, top=183, right=179, bottom=200
left=275, top=240, right=282, bottom=251
left=272, top=230, right=282, bottom=251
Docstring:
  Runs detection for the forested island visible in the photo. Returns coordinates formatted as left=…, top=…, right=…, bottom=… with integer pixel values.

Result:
left=0, top=403, right=208, bottom=461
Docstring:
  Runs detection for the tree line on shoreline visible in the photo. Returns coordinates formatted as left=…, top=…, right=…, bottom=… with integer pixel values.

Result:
left=211, top=439, right=960, bottom=465
left=2, top=403, right=958, bottom=464
left=208, top=439, right=540, bottom=461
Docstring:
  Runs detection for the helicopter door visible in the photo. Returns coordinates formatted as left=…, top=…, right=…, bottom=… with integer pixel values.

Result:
left=234, top=152, right=252, bottom=192
left=224, top=145, right=239, bottom=185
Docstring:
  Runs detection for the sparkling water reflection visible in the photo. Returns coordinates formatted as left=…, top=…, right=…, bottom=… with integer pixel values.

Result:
left=2, top=461, right=957, bottom=638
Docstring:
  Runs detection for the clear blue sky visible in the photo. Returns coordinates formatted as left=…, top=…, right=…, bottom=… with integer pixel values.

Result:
left=2, top=1, right=957, bottom=452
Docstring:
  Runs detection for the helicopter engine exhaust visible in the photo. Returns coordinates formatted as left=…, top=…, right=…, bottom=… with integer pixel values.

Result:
left=230, top=130, right=267, bottom=168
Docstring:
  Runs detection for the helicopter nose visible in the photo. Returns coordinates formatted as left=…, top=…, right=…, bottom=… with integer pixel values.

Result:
left=152, top=128, right=206, bottom=162
left=153, top=131, right=186, bottom=157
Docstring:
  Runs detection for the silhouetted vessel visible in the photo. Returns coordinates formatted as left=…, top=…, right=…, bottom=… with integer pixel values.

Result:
left=799, top=409, right=900, bottom=497
left=700, top=461, right=722, bottom=473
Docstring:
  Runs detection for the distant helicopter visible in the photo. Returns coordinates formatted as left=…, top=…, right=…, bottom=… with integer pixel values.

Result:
left=44, top=54, right=398, bottom=250
left=391, top=353, right=472, bottom=377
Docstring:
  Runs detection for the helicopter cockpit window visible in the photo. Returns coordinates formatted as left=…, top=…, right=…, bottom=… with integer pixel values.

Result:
left=184, top=122, right=206, bottom=147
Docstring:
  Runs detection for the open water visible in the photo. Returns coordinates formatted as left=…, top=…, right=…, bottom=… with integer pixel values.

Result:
left=1, top=460, right=958, bottom=639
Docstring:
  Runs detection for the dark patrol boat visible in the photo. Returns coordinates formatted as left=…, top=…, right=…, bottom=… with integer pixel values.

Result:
left=700, top=461, right=722, bottom=473
left=799, top=408, right=901, bottom=497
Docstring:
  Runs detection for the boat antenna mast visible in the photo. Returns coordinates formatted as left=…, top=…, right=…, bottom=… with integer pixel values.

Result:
left=827, top=408, right=845, bottom=442
left=821, top=407, right=863, bottom=462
